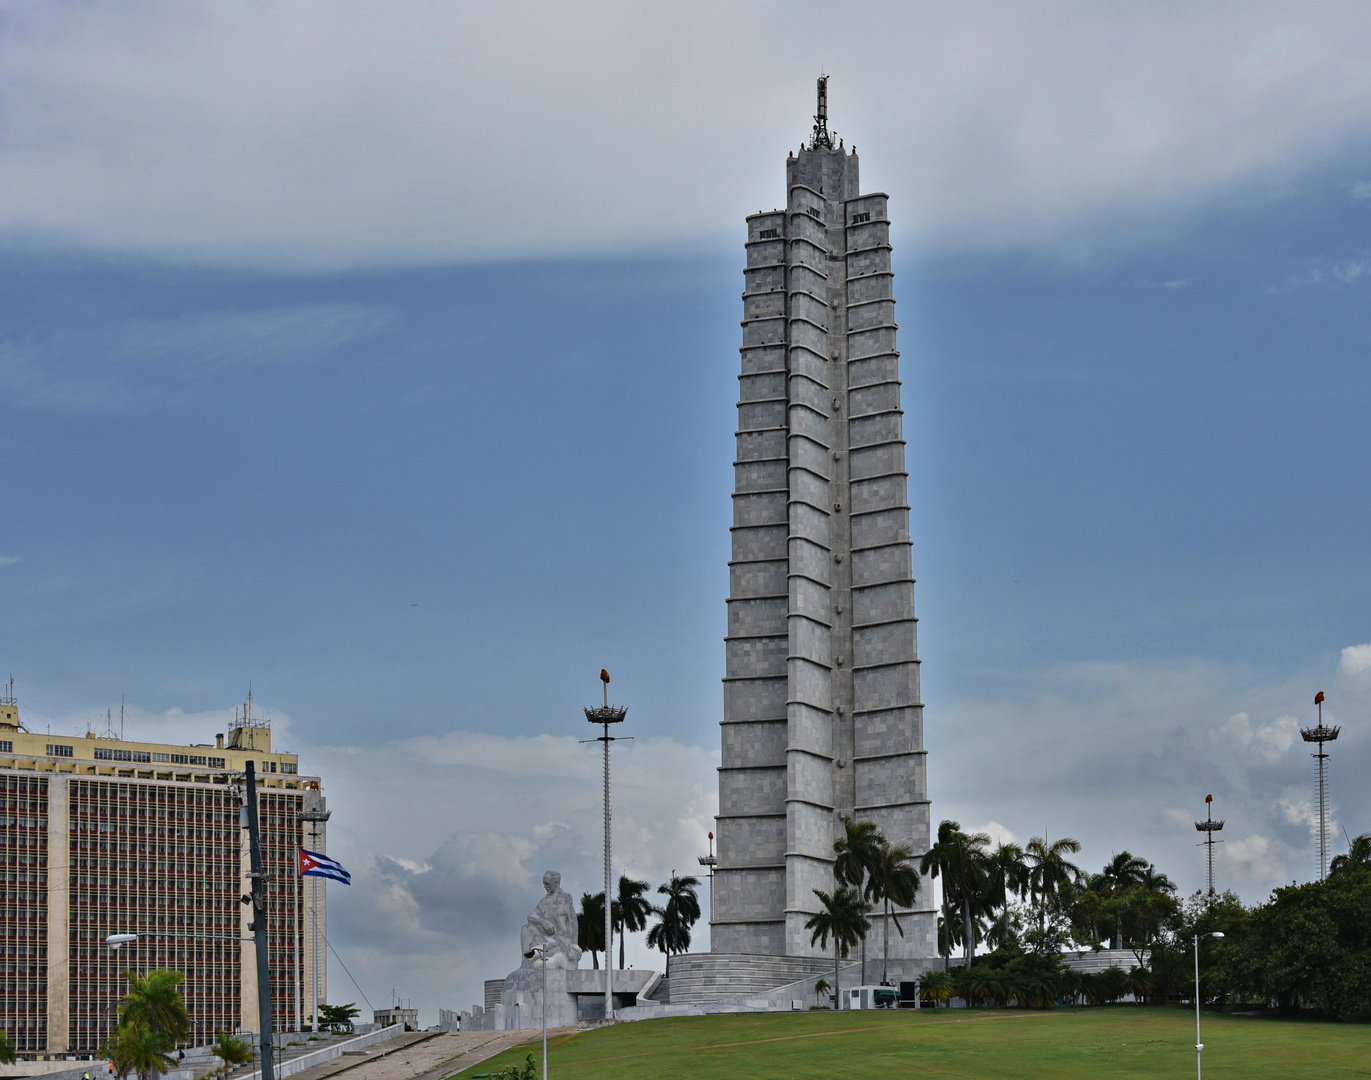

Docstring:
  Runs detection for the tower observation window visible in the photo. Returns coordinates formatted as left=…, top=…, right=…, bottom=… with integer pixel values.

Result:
left=759, top=228, right=778, bottom=239
left=851, top=211, right=871, bottom=224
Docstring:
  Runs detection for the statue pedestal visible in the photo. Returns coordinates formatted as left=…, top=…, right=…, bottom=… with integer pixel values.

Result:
left=500, top=966, right=579, bottom=1030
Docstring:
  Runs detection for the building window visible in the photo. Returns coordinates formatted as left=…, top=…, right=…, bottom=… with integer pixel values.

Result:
left=113, top=749, right=132, bottom=762
left=47, top=744, right=74, bottom=757
left=280, top=762, right=297, bottom=775
left=153, top=753, right=170, bottom=762
left=851, top=211, right=871, bottom=224
left=208, top=757, right=225, bottom=769
left=94, top=748, right=112, bottom=760
left=189, top=756, right=207, bottom=766
left=171, top=754, right=189, bottom=765
left=759, top=228, right=778, bottom=239
left=806, top=206, right=822, bottom=220
left=0, top=740, right=11, bottom=752
left=133, top=752, right=151, bottom=763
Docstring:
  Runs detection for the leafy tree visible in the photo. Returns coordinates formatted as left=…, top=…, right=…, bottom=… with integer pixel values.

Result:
left=813, top=977, right=831, bottom=1009
left=868, top=839, right=920, bottom=985
left=1219, top=870, right=1371, bottom=1017
left=611, top=876, right=653, bottom=970
left=102, top=1021, right=178, bottom=1080
left=578, top=892, right=605, bottom=969
left=833, top=816, right=882, bottom=983
left=210, top=1031, right=252, bottom=1077
left=316, top=1003, right=360, bottom=1033
left=0, top=1030, right=14, bottom=1066
left=117, top=969, right=190, bottom=1048
left=646, top=873, right=701, bottom=956
left=489, top=1053, right=539, bottom=1080
left=1331, top=832, right=1371, bottom=876
left=805, top=886, right=869, bottom=1010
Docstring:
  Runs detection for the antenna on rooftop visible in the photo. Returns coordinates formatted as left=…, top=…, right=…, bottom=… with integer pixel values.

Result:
left=120, top=695, right=125, bottom=742
left=811, top=74, right=835, bottom=150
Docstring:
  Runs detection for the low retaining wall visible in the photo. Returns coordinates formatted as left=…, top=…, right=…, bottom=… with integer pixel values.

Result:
left=235, top=1025, right=404, bottom=1080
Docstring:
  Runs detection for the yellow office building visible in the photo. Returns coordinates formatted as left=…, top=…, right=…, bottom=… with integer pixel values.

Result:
left=0, top=692, right=328, bottom=1058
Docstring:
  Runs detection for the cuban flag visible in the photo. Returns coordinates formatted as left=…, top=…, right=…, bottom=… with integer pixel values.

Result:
left=299, top=847, right=352, bottom=885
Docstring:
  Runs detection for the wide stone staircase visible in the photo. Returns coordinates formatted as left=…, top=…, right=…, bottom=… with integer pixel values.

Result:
left=666, top=953, right=849, bottom=1006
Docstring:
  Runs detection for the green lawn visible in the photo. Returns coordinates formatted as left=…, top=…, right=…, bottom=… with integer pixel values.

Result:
left=453, top=1006, right=1371, bottom=1080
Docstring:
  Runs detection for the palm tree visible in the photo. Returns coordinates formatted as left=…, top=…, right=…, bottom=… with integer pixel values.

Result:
left=0, top=1029, right=15, bottom=1066
left=945, top=827, right=991, bottom=965
left=986, top=842, right=1028, bottom=948
left=117, top=969, right=191, bottom=1048
left=1025, top=834, right=1082, bottom=928
left=813, top=977, right=831, bottom=1009
left=917, top=969, right=954, bottom=1008
left=578, top=892, right=605, bottom=969
left=833, top=816, right=882, bottom=983
left=102, top=1021, right=178, bottom=1080
left=805, top=886, right=869, bottom=1010
left=210, top=1031, right=252, bottom=1077
left=611, top=876, right=654, bottom=970
left=1330, top=832, right=1371, bottom=875
left=1098, top=851, right=1149, bottom=947
left=867, top=840, right=920, bottom=984
left=646, top=873, right=701, bottom=956
left=920, top=820, right=964, bottom=971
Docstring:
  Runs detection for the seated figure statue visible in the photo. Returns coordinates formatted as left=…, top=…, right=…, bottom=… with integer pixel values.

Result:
left=518, top=870, right=582, bottom=970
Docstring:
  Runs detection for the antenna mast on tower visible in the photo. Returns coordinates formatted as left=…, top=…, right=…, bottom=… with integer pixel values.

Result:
left=1300, top=691, right=1340, bottom=880
left=811, top=75, right=835, bottom=149
left=1194, top=794, right=1224, bottom=900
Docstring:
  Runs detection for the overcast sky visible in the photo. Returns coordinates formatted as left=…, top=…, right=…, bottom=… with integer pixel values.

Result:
left=3, top=1, right=1371, bottom=1021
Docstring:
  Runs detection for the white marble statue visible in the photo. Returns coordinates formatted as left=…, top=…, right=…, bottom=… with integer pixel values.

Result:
left=519, top=870, right=583, bottom=969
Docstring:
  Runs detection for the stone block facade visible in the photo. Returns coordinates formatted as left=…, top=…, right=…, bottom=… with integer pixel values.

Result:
left=715, top=114, right=935, bottom=963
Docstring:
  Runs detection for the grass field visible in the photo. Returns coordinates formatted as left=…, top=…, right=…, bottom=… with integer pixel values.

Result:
left=452, top=1005, right=1370, bottom=1079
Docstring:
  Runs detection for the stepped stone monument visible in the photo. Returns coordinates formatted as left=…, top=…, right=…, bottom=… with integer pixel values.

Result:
left=713, top=77, right=936, bottom=979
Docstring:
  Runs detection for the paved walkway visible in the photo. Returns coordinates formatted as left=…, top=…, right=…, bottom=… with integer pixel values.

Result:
left=282, top=1030, right=577, bottom=1080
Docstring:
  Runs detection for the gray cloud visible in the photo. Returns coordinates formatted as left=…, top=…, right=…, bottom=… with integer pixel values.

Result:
left=2, top=3, right=1371, bottom=267
left=0, top=303, right=389, bottom=410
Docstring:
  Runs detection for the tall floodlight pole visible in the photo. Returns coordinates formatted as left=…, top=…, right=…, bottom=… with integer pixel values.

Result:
left=244, top=762, right=275, bottom=1080
left=697, top=832, right=717, bottom=925
left=1194, top=794, right=1224, bottom=901
left=584, top=669, right=627, bottom=1022
left=1299, top=691, right=1341, bottom=880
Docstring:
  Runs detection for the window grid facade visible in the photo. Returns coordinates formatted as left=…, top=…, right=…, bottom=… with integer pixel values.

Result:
left=1, top=775, right=48, bottom=1053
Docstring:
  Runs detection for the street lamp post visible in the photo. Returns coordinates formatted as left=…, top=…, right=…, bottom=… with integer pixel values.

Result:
left=1193, top=930, right=1224, bottom=1080
left=523, top=945, right=549, bottom=1080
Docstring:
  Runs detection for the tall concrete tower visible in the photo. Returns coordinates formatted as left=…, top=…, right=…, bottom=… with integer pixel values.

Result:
left=714, top=79, right=934, bottom=968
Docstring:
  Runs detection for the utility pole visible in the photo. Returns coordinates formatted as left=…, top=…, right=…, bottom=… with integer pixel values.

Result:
left=245, top=761, right=275, bottom=1080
